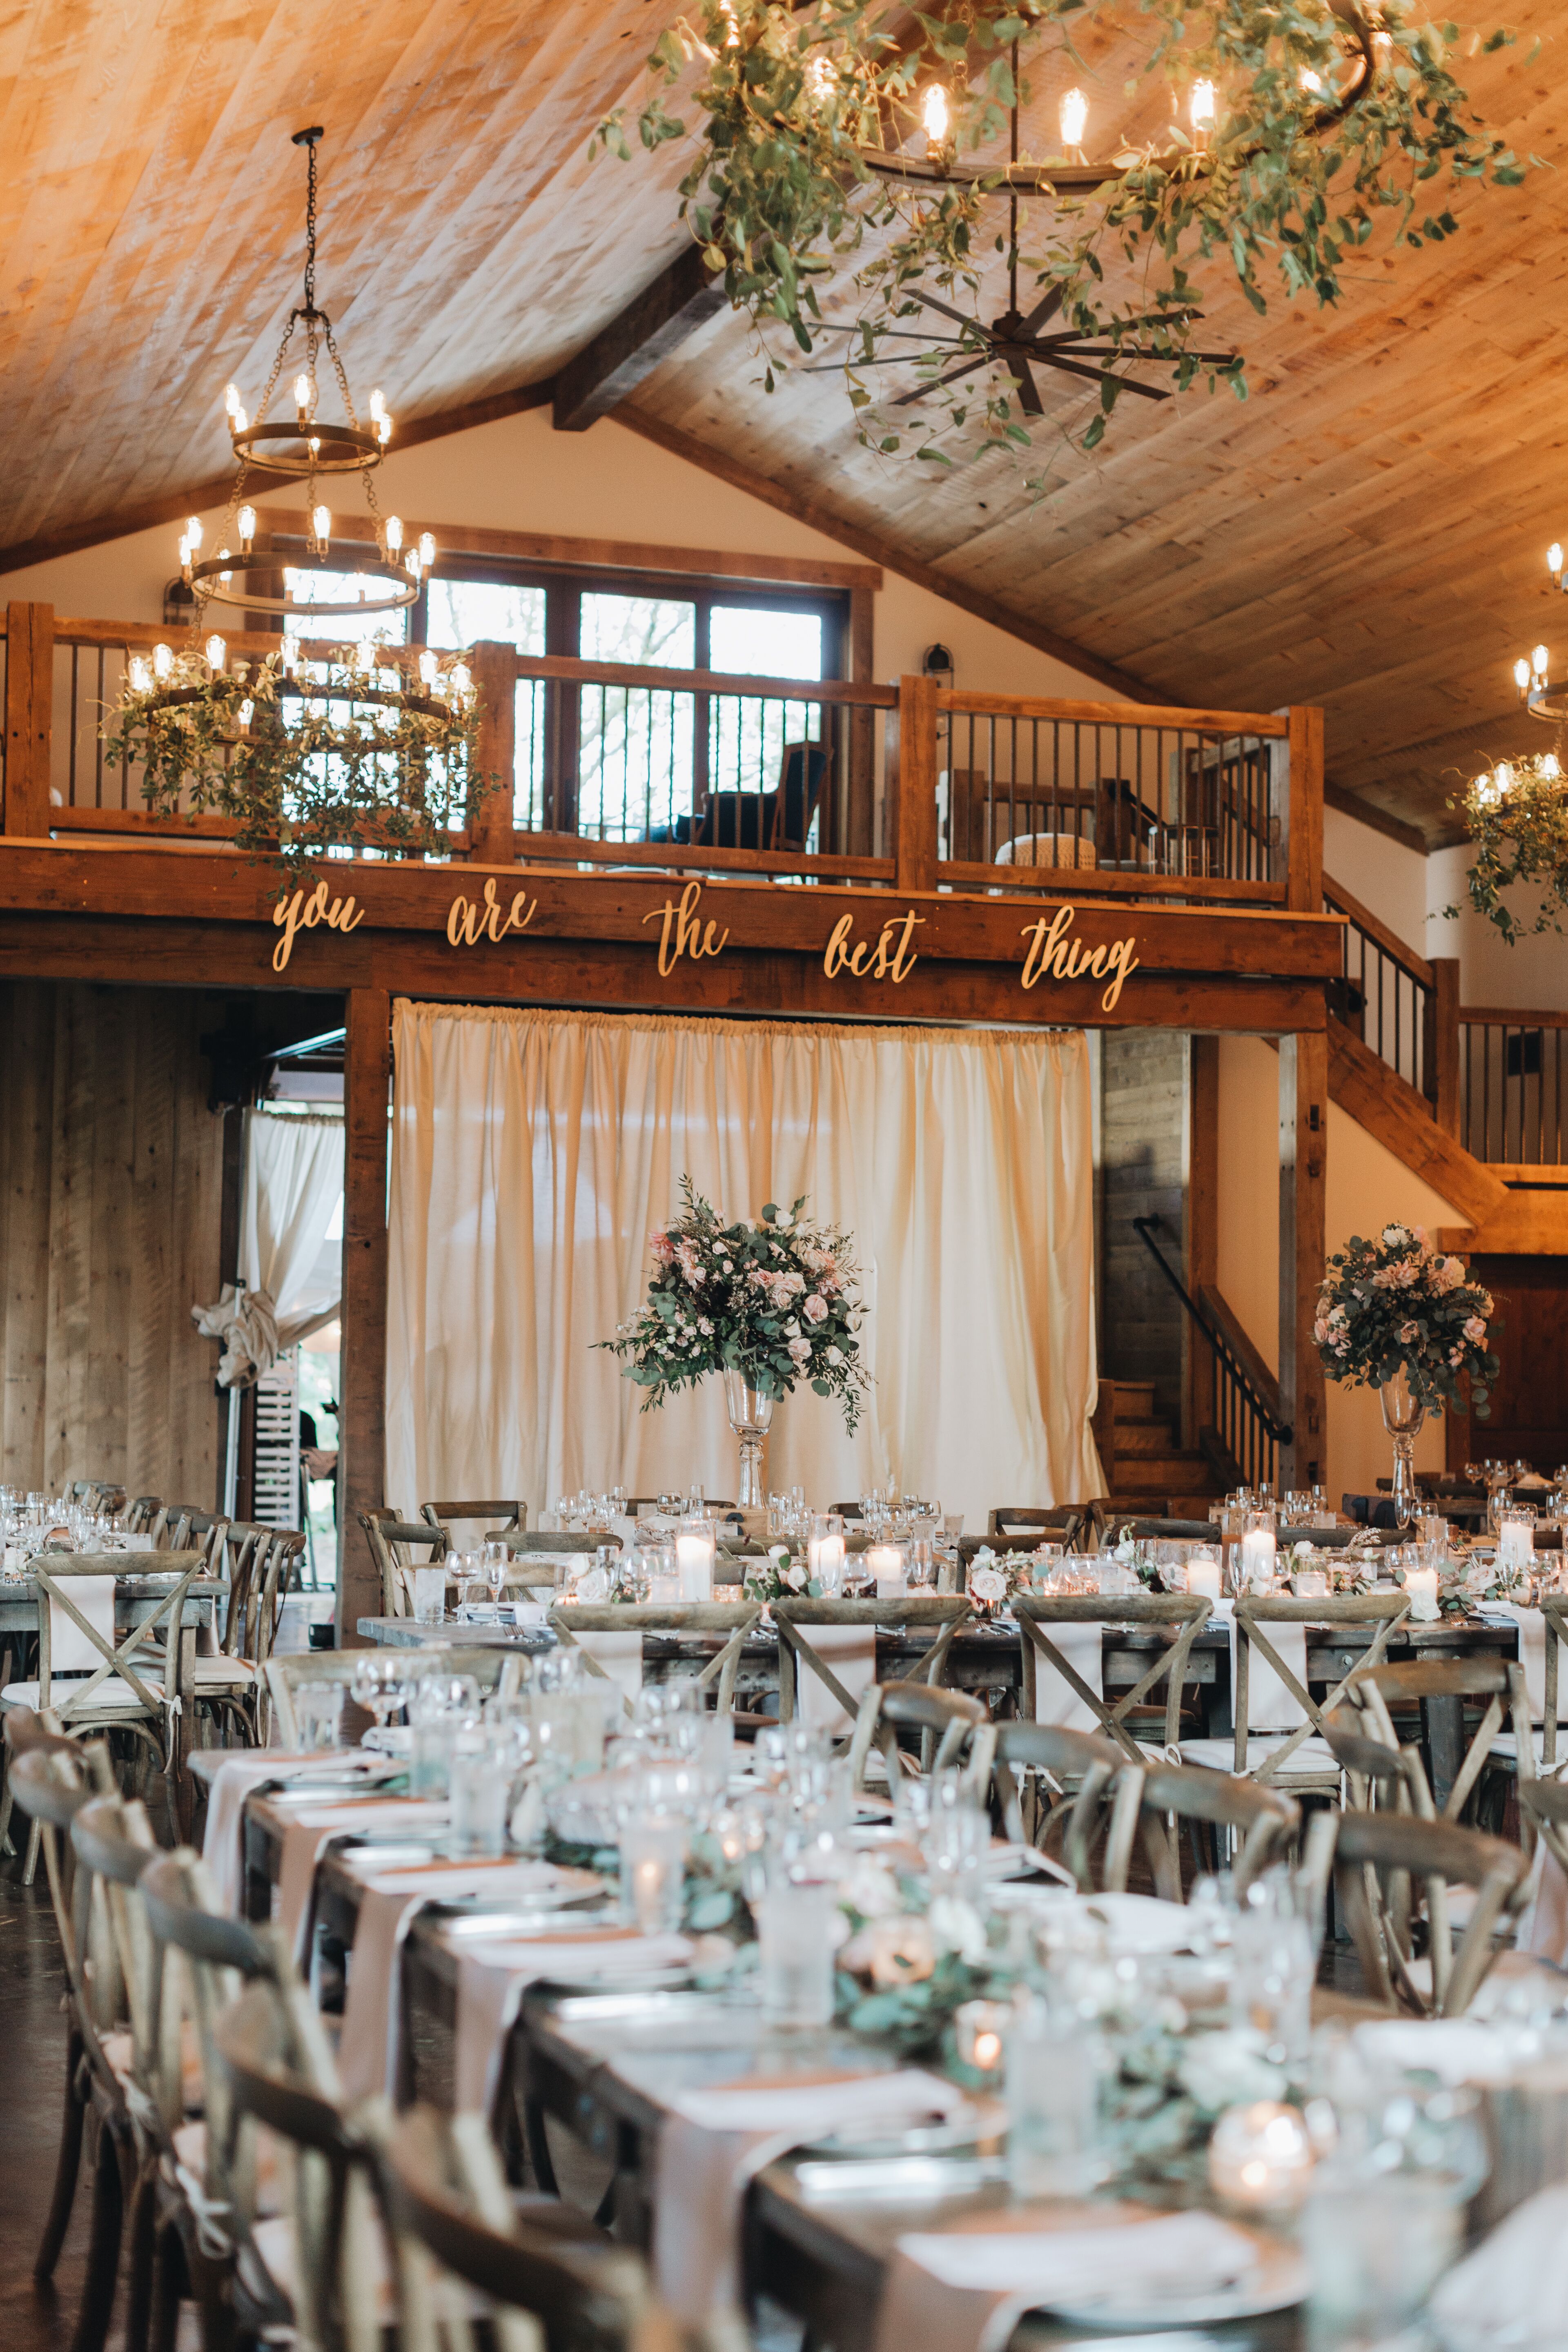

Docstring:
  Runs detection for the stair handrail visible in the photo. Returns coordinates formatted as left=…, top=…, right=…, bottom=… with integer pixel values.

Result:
left=1131, top=1215, right=1293, bottom=1447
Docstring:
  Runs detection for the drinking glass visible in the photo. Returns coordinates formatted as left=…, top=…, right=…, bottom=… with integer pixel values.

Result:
left=1007, top=1986, right=1101, bottom=2194
left=755, top=1876, right=836, bottom=2027
left=906, top=1538, right=935, bottom=1589
left=454, top=1550, right=482, bottom=1622
left=349, top=1656, right=408, bottom=1744
left=448, top=1727, right=512, bottom=1858
left=1230, top=1873, right=1318, bottom=2062
left=484, top=1539, right=510, bottom=1618
left=922, top=1770, right=989, bottom=1907
left=619, top=1815, right=688, bottom=1933
left=293, top=1679, right=344, bottom=1752
left=410, top=1675, right=482, bottom=1796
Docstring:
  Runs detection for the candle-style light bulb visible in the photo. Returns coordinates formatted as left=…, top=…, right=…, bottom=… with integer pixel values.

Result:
left=1550, top=543, right=1564, bottom=586
left=376, top=410, right=393, bottom=444
left=129, top=655, right=151, bottom=695
left=205, top=633, right=226, bottom=671
left=384, top=514, right=403, bottom=554
left=186, top=516, right=203, bottom=550
left=178, top=535, right=191, bottom=575
left=922, top=82, right=950, bottom=151
left=1534, top=643, right=1550, bottom=680
left=1516, top=655, right=1532, bottom=693
left=224, top=382, right=240, bottom=417
left=1545, top=752, right=1563, bottom=780
left=418, top=530, right=436, bottom=568
left=153, top=642, right=173, bottom=681
left=1190, top=77, right=1216, bottom=131
left=237, top=505, right=256, bottom=548
left=354, top=639, right=376, bottom=672
left=233, top=404, right=248, bottom=432
left=238, top=699, right=254, bottom=730
left=294, top=372, right=312, bottom=416
left=419, top=649, right=438, bottom=687
left=451, top=661, right=472, bottom=697
left=1060, top=87, right=1088, bottom=151
left=312, top=503, right=331, bottom=547
left=370, top=388, right=387, bottom=421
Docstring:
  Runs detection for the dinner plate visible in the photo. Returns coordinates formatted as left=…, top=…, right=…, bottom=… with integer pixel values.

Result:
left=1042, top=2230, right=1307, bottom=2328
left=803, top=2094, right=1007, bottom=2158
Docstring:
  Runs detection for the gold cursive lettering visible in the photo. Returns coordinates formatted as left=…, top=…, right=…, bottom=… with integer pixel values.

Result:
left=445, top=876, right=538, bottom=948
left=1020, top=905, right=1139, bottom=1011
left=272, top=880, right=365, bottom=973
left=641, top=880, right=728, bottom=977
left=824, top=908, right=924, bottom=982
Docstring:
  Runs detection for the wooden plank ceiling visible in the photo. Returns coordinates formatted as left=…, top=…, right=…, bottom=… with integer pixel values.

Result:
left=0, top=0, right=1562, bottom=844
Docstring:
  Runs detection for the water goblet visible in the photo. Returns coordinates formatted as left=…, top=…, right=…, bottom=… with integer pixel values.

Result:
left=349, top=1655, right=408, bottom=1746
left=484, top=1538, right=510, bottom=1619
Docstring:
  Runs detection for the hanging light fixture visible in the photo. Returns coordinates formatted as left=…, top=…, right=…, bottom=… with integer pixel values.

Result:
left=179, top=126, right=434, bottom=621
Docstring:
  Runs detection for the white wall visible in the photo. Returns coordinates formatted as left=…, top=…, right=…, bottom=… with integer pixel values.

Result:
left=1, top=405, right=1104, bottom=699
left=1216, top=1033, right=1460, bottom=1504
left=1324, top=805, right=1427, bottom=961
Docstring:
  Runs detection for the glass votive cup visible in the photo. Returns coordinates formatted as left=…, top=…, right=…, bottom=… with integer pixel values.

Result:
left=448, top=1735, right=511, bottom=1858
left=292, top=1679, right=344, bottom=1753
left=755, top=1877, right=836, bottom=2027
left=619, top=1816, right=688, bottom=1935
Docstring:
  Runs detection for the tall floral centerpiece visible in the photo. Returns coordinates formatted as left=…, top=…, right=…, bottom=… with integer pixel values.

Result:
left=599, top=1180, right=869, bottom=1504
left=1314, top=1225, right=1498, bottom=1523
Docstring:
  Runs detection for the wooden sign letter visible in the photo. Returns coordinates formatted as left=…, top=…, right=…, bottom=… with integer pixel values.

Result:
left=272, top=880, right=365, bottom=973
left=641, top=880, right=728, bottom=976
left=445, top=876, right=539, bottom=947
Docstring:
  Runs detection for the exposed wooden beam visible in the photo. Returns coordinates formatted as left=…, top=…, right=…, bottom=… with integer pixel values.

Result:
left=619, top=406, right=1160, bottom=704
left=1278, top=1030, right=1327, bottom=1492
left=1323, top=780, right=1430, bottom=856
left=555, top=247, right=728, bottom=433
left=1326, top=1016, right=1507, bottom=1226
left=339, top=987, right=391, bottom=1649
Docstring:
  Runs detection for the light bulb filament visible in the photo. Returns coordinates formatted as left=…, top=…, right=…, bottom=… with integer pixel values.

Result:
left=922, top=83, right=950, bottom=151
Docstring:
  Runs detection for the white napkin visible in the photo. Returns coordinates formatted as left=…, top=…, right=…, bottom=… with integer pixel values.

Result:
left=336, top=1858, right=583, bottom=2100
left=276, top=1799, right=450, bottom=1967
left=1029, top=1620, right=1104, bottom=1732
left=1222, top=1601, right=1309, bottom=1734
left=1494, top=1605, right=1566, bottom=1727
left=1431, top=2183, right=1568, bottom=2352
left=118, top=1533, right=157, bottom=1554
left=199, top=1751, right=389, bottom=1917
left=575, top=1630, right=642, bottom=1705
left=653, top=2068, right=964, bottom=2324
left=50, top=1575, right=118, bottom=1673
left=452, top=1929, right=693, bottom=2118
left=1353, top=2018, right=1534, bottom=2088
left=1519, top=1840, right=1568, bottom=1967
left=874, top=2209, right=1263, bottom=2352
left=797, top=1623, right=877, bottom=1733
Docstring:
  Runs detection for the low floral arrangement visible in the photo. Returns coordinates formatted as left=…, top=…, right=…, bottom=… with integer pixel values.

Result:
left=599, top=1180, right=870, bottom=1428
left=101, top=639, right=488, bottom=875
left=832, top=1853, right=1003, bottom=2063
left=1397, top=1551, right=1520, bottom=1624
left=1314, top=1223, right=1498, bottom=1417
left=744, top=1543, right=823, bottom=1603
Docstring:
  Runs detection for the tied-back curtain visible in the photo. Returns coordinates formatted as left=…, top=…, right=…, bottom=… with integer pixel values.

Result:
left=385, top=1004, right=1101, bottom=1531
left=240, top=1110, right=345, bottom=1349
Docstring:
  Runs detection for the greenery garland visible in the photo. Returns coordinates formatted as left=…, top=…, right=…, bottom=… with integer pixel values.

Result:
left=1452, top=751, right=1568, bottom=943
left=595, top=0, right=1528, bottom=474
left=101, top=643, right=489, bottom=875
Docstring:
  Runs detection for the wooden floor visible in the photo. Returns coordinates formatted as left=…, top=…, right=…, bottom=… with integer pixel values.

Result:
left=0, top=1871, right=98, bottom=2352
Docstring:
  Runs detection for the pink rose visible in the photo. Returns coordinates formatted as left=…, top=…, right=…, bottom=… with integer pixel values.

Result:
left=1463, top=1314, right=1487, bottom=1345
left=648, top=1228, right=675, bottom=1264
left=787, top=1336, right=813, bottom=1365
left=804, top=1293, right=829, bottom=1323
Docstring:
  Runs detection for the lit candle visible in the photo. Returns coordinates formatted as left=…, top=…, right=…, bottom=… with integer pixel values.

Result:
left=1499, top=1517, right=1535, bottom=1572
left=1240, top=1526, right=1276, bottom=1592
left=808, top=1532, right=845, bottom=1593
left=866, top=1542, right=905, bottom=1597
left=1208, top=2100, right=1315, bottom=2214
left=955, top=1997, right=1011, bottom=2075
left=675, top=1523, right=714, bottom=1602
left=1187, top=1551, right=1222, bottom=1605
left=1404, top=1564, right=1440, bottom=1621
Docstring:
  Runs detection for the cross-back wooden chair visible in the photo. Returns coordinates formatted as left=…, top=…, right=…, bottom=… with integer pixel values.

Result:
left=548, top=1602, right=762, bottom=1721
left=1301, top=1805, right=1530, bottom=2018
left=1337, top=1657, right=1537, bottom=1836
left=187, top=1524, right=304, bottom=1747
left=1516, top=1595, right=1568, bottom=1775
left=159, top=1508, right=228, bottom=1570
left=844, top=1678, right=987, bottom=1790
left=1516, top=1775, right=1568, bottom=1890
left=1104, top=1760, right=1300, bottom=1900
left=137, top=1849, right=287, bottom=2352
left=771, top=1595, right=974, bottom=1731
left=1118, top=1517, right=1224, bottom=1542
left=988, top=1722, right=1127, bottom=1884
left=383, top=2102, right=652, bottom=2352
left=359, top=1514, right=451, bottom=1618
left=985, top=1505, right=1087, bottom=1546
left=1178, top=1592, right=1413, bottom=1795
left=421, top=1499, right=528, bottom=1544
left=1011, top=1593, right=1210, bottom=1765
left=125, top=1496, right=163, bottom=1537
left=263, top=1644, right=521, bottom=1749
left=0, top=1550, right=205, bottom=1868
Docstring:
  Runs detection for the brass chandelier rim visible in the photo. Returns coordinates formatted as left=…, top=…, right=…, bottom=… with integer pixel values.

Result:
left=189, top=551, right=419, bottom=619
left=229, top=419, right=384, bottom=477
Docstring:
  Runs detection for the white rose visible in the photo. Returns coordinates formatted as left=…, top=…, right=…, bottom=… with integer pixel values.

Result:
left=969, top=1562, right=1008, bottom=1604
left=1407, top=1581, right=1440, bottom=1624
left=927, top=1895, right=988, bottom=1964
left=826, top=1346, right=843, bottom=1365
left=784, top=1561, right=808, bottom=1590
left=844, top=1858, right=902, bottom=1919
left=1382, top=1224, right=1408, bottom=1248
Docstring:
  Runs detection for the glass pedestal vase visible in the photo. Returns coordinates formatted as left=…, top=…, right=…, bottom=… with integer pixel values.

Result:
left=723, top=1370, right=775, bottom=1510
left=1379, top=1370, right=1425, bottom=1528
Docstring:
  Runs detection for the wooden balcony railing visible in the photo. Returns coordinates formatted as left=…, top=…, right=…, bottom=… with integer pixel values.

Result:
left=0, top=599, right=1325, bottom=911
left=1459, top=1010, right=1568, bottom=1167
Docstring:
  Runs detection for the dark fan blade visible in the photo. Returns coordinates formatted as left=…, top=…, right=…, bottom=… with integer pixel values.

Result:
left=910, top=289, right=989, bottom=336
left=1018, top=280, right=1067, bottom=335
left=891, top=357, right=987, bottom=408
left=1055, top=345, right=1235, bottom=364
left=796, top=352, right=959, bottom=371
left=1010, top=356, right=1045, bottom=416
left=1039, top=352, right=1172, bottom=400
left=808, top=324, right=974, bottom=343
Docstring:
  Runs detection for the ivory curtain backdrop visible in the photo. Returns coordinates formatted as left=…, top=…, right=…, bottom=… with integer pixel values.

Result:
left=385, top=1003, right=1101, bottom=1531
left=240, top=1110, right=345, bottom=1348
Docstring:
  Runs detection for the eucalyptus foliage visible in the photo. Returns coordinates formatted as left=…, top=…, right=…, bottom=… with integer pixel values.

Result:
left=1454, top=753, right=1568, bottom=942
left=596, top=0, right=1528, bottom=470
left=102, top=645, right=486, bottom=875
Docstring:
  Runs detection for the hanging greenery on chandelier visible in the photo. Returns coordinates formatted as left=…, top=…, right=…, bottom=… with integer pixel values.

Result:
left=1454, top=749, right=1568, bottom=944
left=102, top=640, right=485, bottom=875
left=596, top=0, right=1529, bottom=471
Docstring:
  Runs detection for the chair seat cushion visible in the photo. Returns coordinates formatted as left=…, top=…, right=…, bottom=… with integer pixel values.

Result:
left=2, top=1677, right=164, bottom=1714
left=1178, top=1735, right=1342, bottom=1780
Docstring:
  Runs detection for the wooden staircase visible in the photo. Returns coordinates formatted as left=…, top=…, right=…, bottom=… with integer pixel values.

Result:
left=1091, top=1379, right=1225, bottom=1514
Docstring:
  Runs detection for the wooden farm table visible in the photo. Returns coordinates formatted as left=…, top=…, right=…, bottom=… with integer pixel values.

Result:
left=2, top=1570, right=227, bottom=1835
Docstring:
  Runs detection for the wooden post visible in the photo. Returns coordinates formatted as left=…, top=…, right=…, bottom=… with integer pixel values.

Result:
left=337, top=988, right=391, bottom=1649
left=1283, top=703, right=1324, bottom=913
left=468, top=640, right=516, bottom=866
left=1278, top=1029, right=1328, bottom=1494
left=892, top=673, right=939, bottom=895
left=1428, top=957, right=1461, bottom=1137
left=1184, top=1036, right=1220, bottom=1450
left=5, top=601, right=54, bottom=836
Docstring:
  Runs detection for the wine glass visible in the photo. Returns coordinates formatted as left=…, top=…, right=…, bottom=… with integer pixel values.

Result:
left=454, top=1550, right=481, bottom=1621
left=483, top=1539, right=510, bottom=1619
left=349, top=1655, right=407, bottom=1745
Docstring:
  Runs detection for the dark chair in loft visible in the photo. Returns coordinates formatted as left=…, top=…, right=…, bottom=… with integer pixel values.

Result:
left=647, top=740, right=829, bottom=853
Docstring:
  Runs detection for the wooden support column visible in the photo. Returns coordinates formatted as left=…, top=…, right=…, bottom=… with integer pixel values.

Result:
left=1427, top=957, right=1461, bottom=1137
left=892, top=673, right=938, bottom=894
left=337, top=988, right=391, bottom=1648
left=5, top=601, right=54, bottom=836
left=469, top=640, right=516, bottom=866
left=1278, top=1030, right=1328, bottom=1493
left=1283, top=703, right=1324, bottom=913
left=1184, top=1035, right=1219, bottom=1450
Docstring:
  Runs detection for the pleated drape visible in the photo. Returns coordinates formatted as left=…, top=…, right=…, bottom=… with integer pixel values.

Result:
left=385, top=1003, right=1101, bottom=1531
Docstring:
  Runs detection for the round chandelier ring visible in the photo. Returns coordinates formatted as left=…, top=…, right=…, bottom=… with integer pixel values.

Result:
left=1524, top=685, right=1568, bottom=726
left=229, top=420, right=384, bottom=477
left=189, top=553, right=418, bottom=619
left=144, top=680, right=453, bottom=721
